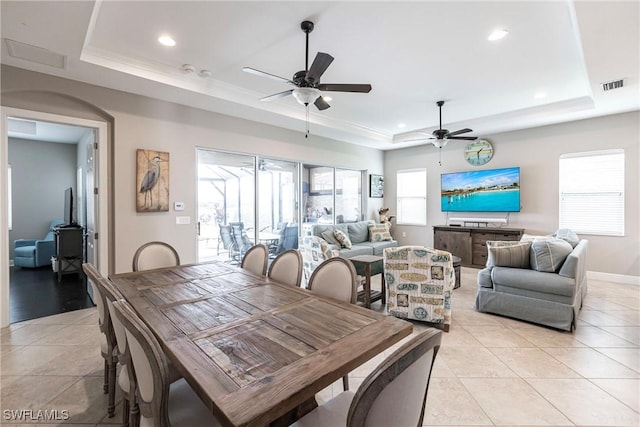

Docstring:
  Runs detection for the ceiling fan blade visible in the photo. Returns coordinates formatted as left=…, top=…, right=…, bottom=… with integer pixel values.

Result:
left=305, top=52, right=334, bottom=84
left=259, top=90, right=294, bottom=102
left=447, top=136, right=478, bottom=140
left=243, top=67, right=293, bottom=85
left=447, top=128, right=473, bottom=137
left=314, top=96, right=331, bottom=111
left=317, top=83, right=372, bottom=93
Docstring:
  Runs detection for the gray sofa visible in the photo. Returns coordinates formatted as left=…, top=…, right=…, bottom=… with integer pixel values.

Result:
left=475, top=238, right=588, bottom=331
left=303, top=220, right=398, bottom=258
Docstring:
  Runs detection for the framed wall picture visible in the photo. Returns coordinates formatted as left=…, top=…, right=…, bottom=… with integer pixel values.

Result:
left=136, top=149, right=170, bottom=212
left=369, top=174, right=384, bottom=198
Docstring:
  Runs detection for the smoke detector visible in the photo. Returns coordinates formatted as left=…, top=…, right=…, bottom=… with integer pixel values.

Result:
left=181, top=64, right=196, bottom=73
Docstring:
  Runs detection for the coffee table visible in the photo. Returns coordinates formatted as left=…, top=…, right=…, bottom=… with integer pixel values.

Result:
left=349, top=255, right=385, bottom=308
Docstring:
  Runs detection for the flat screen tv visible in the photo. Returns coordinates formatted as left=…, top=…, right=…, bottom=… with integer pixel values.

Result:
left=441, top=167, right=521, bottom=212
left=63, top=187, right=76, bottom=226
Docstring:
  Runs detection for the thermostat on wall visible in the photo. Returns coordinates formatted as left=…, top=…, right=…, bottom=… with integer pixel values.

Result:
left=174, top=202, right=185, bottom=211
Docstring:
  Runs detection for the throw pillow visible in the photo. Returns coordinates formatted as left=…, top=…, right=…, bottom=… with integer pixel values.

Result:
left=347, top=221, right=370, bottom=244
left=487, top=242, right=531, bottom=269
left=368, top=223, right=392, bottom=242
left=321, top=230, right=341, bottom=247
left=333, top=229, right=352, bottom=249
left=520, top=233, right=552, bottom=242
left=553, top=228, right=580, bottom=248
left=530, top=238, right=573, bottom=272
left=486, top=240, right=523, bottom=249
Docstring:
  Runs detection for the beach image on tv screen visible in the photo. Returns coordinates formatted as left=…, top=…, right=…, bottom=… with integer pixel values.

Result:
left=441, top=167, right=520, bottom=212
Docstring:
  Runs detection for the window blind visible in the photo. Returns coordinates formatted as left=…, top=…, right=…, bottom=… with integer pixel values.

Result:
left=397, top=169, right=427, bottom=225
left=559, top=150, right=624, bottom=236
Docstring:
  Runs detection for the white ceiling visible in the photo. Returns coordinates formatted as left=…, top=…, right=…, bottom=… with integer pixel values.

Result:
left=1, top=1, right=638, bottom=150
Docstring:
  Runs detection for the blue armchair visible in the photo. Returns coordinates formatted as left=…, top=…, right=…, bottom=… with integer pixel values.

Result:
left=14, top=219, right=65, bottom=268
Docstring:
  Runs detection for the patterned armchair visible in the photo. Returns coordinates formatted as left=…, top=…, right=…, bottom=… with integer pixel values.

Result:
left=299, top=236, right=339, bottom=287
left=384, top=246, right=455, bottom=332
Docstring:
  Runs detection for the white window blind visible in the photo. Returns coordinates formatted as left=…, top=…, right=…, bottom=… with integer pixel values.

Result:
left=559, top=150, right=624, bottom=236
left=397, top=169, right=427, bottom=225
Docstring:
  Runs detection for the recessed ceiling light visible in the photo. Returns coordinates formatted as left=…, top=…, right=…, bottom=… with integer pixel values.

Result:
left=397, top=123, right=406, bottom=129
left=488, top=29, right=508, bottom=41
left=323, top=96, right=332, bottom=102
left=534, top=92, right=547, bottom=99
left=158, top=35, right=176, bottom=47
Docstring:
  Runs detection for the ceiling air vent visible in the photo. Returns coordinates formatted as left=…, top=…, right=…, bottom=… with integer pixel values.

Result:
left=4, top=39, right=66, bottom=69
left=601, top=79, right=624, bottom=91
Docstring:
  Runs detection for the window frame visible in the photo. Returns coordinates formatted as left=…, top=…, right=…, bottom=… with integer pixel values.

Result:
left=558, top=149, right=624, bottom=236
left=396, top=168, right=427, bottom=226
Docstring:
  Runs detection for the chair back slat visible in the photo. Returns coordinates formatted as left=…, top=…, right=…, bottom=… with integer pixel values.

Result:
left=132, top=241, right=180, bottom=272
left=308, top=257, right=357, bottom=304
left=241, top=244, right=269, bottom=276
left=112, top=300, right=171, bottom=425
left=347, top=329, right=442, bottom=427
left=268, top=250, right=303, bottom=287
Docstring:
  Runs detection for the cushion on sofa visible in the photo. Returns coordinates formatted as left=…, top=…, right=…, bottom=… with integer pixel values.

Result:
left=321, top=230, right=341, bottom=246
left=358, top=240, right=398, bottom=255
left=530, top=238, right=573, bottom=272
left=338, top=246, right=373, bottom=258
left=487, top=242, right=531, bottom=269
left=477, top=267, right=494, bottom=288
left=368, top=223, right=392, bottom=242
left=520, top=233, right=552, bottom=242
left=333, top=229, right=352, bottom=249
left=347, top=221, right=371, bottom=244
left=553, top=228, right=580, bottom=248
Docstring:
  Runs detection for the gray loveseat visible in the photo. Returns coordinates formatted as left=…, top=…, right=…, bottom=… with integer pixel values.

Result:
left=302, top=220, right=398, bottom=258
left=475, top=232, right=588, bottom=331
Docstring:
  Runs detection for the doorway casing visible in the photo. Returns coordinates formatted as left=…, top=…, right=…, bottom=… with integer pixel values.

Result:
left=0, top=107, right=109, bottom=327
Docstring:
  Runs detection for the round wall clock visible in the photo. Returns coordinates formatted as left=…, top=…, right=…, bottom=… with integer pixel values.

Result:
left=464, top=139, right=494, bottom=166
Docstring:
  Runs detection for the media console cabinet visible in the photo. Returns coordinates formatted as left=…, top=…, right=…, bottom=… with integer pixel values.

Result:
left=433, top=225, right=525, bottom=268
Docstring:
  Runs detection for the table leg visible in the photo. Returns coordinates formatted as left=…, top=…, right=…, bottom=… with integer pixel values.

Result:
left=381, top=270, right=386, bottom=305
left=270, top=396, right=318, bottom=426
left=364, top=264, right=371, bottom=308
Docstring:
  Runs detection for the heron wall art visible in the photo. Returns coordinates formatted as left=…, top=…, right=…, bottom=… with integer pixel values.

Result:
left=136, top=149, right=170, bottom=212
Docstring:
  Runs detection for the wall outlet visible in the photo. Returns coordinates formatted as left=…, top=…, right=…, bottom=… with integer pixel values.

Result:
left=176, top=216, right=190, bottom=225
left=402, top=231, right=407, bottom=237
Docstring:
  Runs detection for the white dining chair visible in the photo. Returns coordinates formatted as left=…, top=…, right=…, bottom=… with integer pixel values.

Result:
left=307, top=257, right=358, bottom=304
left=98, top=274, right=184, bottom=427
left=307, top=256, right=357, bottom=390
left=82, top=263, right=118, bottom=419
left=267, top=249, right=303, bottom=287
left=241, top=244, right=269, bottom=276
left=291, top=329, right=443, bottom=427
left=112, top=300, right=222, bottom=427
left=132, top=241, right=180, bottom=272
left=92, top=274, right=134, bottom=427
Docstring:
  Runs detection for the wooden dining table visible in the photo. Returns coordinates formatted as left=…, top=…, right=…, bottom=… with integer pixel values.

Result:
left=109, top=261, right=412, bottom=427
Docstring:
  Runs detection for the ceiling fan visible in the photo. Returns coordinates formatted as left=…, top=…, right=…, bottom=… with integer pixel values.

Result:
left=243, top=20, right=372, bottom=111
left=404, top=100, right=478, bottom=148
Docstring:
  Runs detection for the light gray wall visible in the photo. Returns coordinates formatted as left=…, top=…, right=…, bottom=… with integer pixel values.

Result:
left=1, top=65, right=384, bottom=273
left=8, top=137, right=77, bottom=259
left=385, top=111, right=640, bottom=277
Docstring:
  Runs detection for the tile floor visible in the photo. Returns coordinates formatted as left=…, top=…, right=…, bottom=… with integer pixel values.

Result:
left=1, top=267, right=638, bottom=426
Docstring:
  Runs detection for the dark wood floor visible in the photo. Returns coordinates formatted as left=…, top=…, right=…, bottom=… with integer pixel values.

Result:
left=9, top=265, right=94, bottom=323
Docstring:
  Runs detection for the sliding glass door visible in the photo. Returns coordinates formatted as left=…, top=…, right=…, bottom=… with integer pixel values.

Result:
left=197, top=149, right=363, bottom=262
left=197, top=149, right=255, bottom=262
left=257, top=158, right=300, bottom=251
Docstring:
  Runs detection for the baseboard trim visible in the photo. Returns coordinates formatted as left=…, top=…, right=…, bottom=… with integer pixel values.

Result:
left=587, top=270, right=640, bottom=286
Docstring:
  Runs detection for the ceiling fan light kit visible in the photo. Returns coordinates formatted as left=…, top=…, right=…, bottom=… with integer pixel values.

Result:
left=292, top=87, right=321, bottom=106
